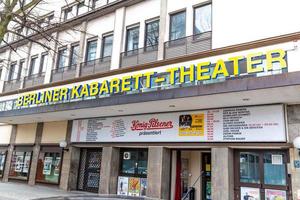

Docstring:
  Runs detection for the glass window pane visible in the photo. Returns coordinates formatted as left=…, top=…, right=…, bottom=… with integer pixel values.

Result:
left=70, top=45, right=79, bottom=65
left=86, top=40, right=97, bottom=61
left=239, top=152, right=260, bottom=184
left=194, top=4, right=212, bottom=34
left=8, top=63, right=17, bottom=80
left=102, top=35, right=113, bottom=58
left=9, top=151, right=32, bottom=180
left=126, top=27, right=139, bottom=52
left=170, top=11, right=186, bottom=40
left=264, top=153, right=286, bottom=186
left=57, top=49, right=67, bottom=68
left=18, top=61, right=24, bottom=79
left=120, top=149, right=148, bottom=176
left=30, top=57, right=38, bottom=75
left=40, top=54, right=48, bottom=73
left=145, top=20, right=159, bottom=47
left=36, top=152, right=61, bottom=184
left=0, top=152, right=6, bottom=177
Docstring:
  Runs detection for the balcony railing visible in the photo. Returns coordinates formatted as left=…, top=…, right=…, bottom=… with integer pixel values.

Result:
left=80, top=57, right=111, bottom=77
left=51, top=64, right=77, bottom=82
left=23, top=73, right=45, bottom=88
left=3, top=79, right=22, bottom=93
left=120, top=45, right=158, bottom=68
left=164, top=31, right=212, bottom=60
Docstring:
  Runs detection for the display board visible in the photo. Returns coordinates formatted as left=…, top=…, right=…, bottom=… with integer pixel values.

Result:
left=71, top=105, right=286, bottom=143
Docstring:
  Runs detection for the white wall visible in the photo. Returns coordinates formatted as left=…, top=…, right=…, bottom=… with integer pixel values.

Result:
left=212, top=0, right=300, bottom=48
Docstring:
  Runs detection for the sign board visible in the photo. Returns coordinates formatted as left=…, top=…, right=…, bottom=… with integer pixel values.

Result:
left=240, top=187, right=260, bottom=200
left=71, top=105, right=286, bottom=143
left=265, top=189, right=286, bottom=200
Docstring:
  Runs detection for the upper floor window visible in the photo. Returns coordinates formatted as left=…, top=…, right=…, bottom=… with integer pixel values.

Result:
left=126, top=26, right=139, bottom=52
left=70, top=43, right=79, bottom=66
left=57, top=48, right=67, bottom=68
left=170, top=11, right=186, bottom=40
left=86, top=39, right=97, bottom=62
left=194, top=4, right=212, bottom=35
left=101, top=34, right=113, bottom=58
left=28, top=56, right=38, bottom=76
left=39, top=53, right=48, bottom=73
left=18, top=60, right=25, bottom=80
left=8, top=63, right=17, bottom=81
left=63, top=7, right=73, bottom=21
left=145, top=19, right=159, bottom=49
left=91, top=0, right=106, bottom=9
left=77, top=2, right=85, bottom=16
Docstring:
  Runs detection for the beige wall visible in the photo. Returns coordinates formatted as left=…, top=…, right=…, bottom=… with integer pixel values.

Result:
left=41, top=121, right=67, bottom=144
left=0, top=125, right=12, bottom=144
left=15, top=123, right=37, bottom=144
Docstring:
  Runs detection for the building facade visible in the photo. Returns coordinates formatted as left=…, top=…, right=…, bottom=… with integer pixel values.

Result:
left=0, top=0, right=300, bottom=200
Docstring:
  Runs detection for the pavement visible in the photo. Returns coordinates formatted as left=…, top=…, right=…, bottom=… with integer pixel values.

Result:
left=0, top=182, right=148, bottom=200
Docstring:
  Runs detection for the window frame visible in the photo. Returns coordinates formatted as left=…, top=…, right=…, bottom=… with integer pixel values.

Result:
left=193, top=2, right=212, bottom=36
left=234, top=149, right=290, bottom=199
left=76, top=1, right=85, bottom=16
left=28, top=55, right=38, bottom=76
left=63, top=7, right=73, bottom=21
left=125, top=25, right=140, bottom=53
left=85, top=38, right=98, bottom=62
left=169, top=10, right=186, bottom=41
left=144, top=18, right=160, bottom=50
left=56, top=47, right=68, bottom=69
left=69, top=42, right=80, bottom=67
left=8, top=148, right=33, bottom=181
left=8, top=62, right=17, bottom=81
left=119, top=148, right=148, bottom=178
left=17, top=59, right=25, bottom=80
left=101, top=33, right=113, bottom=59
left=39, top=52, right=48, bottom=74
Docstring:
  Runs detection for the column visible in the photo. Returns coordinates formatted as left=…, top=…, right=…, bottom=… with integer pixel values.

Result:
left=157, top=0, right=168, bottom=60
left=99, top=147, right=120, bottom=194
left=76, top=21, right=88, bottom=77
left=2, top=125, right=17, bottom=182
left=147, top=147, right=171, bottom=199
left=110, top=7, right=126, bottom=70
left=59, top=120, right=80, bottom=191
left=28, top=122, right=43, bottom=185
left=211, top=147, right=234, bottom=200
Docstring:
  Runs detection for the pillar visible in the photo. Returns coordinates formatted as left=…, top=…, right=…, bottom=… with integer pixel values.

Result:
left=2, top=125, right=17, bottom=182
left=76, top=21, right=88, bottom=77
left=211, top=147, right=234, bottom=200
left=157, top=0, right=168, bottom=60
left=28, top=122, right=43, bottom=185
left=110, top=7, right=126, bottom=69
left=99, top=146, right=120, bottom=194
left=147, top=147, right=171, bottom=200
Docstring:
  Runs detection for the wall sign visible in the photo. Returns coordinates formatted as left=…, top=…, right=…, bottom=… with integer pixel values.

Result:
left=71, top=105, right=286, bottom=143
left=15, top=49, right=287, bottom=107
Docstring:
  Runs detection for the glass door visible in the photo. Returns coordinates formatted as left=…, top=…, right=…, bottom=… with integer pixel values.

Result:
left=235, top=150, right=290, bottom=200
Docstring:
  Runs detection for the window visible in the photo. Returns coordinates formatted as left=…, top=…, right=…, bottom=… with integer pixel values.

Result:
left=240, top=152, right=260, bottom=184
left=120, top=149, right=148, bottom=177
left=101, top=34, right=113, bottom=58
left=91, top=0, right=106, bottom=9
left=194, top=4, right=212, bottom=35
left=39, top=53, right=48, bottom=73
left=170, top=11, right=186, bottom=40
left=69, top=44, right=79, bottom=66
left=57, top=48, right=67, bottom=68
left=126, top=26, right=139, bottom=52
left=86, top=39, right=97, bottom=62
left=9, top=151, right=32, bottom=180
left=18, top=60, right=25, bottom=80
left=264, top=153, right=286, bottom=186
left=145, top=19, right=159, bottom=49
left=0, top=152, right=6, bottom=178
left=8, top=63, right=17, bottom=81
left=36, top=150, right=62, bottom=184
left=63, top=7, right=73, bottom=21
left=28, top=56, right=38, bottom=75
left=76, top=2, right=85, bottom=16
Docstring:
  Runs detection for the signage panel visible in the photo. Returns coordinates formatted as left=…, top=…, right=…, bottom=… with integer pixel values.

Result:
left=71, top=105, right=286, bottom=143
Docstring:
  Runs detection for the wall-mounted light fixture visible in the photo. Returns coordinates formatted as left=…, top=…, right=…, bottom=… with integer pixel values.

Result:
left=59, top=140, right=69, bottom=152
left=293, top=136, right=300, bottom=156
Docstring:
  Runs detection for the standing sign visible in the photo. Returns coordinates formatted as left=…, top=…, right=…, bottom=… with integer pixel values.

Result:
left=71, top=105, right=286, bottom=143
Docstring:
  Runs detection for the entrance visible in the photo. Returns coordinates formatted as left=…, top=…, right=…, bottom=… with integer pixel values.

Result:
left=171, top=150, right=211, bottom=200
left=77, top=148, right=102, bottom=193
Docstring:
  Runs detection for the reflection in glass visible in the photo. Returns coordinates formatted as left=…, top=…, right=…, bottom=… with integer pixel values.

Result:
left=36, top=152, right=61, bottom=184
left=126, top=27, right=139, bottom=52
left=264, top=153, right=286, bottom=186
left=170, top=11, right=186, bottom=40
left=194, top=4, right=212, bottom=34
left=240, top=152, right=260, bottom=184
left=9, top=151, right=32, bottom=180
left=120, top=149, right=148, bottom=176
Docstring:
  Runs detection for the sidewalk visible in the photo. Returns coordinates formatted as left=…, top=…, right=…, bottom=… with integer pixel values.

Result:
left=0, top=182, right=88, bottom=200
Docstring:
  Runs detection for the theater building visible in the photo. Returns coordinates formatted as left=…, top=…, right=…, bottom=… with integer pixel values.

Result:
left=1, top=0, right=300, bottom=199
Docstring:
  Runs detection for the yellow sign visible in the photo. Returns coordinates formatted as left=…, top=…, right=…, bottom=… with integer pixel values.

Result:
left=179, top=114, right=205, bottom=136
left=16, top=49, right=287, bottom=107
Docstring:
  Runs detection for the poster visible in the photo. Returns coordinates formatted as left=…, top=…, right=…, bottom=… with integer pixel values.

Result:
left=265, top=189, right=286, bottom=200
left=43, top=157, right=53, bottom=175
left=117, top=176, right=129, bottom=195
left=53, top=157, right=61, bottom=176
left=241, top=187, right=260, bottom=200
left=0, top=154, right=5, bottom=171
left=15, top=155, right=24, bottom=172
left=22, top=155, right=31, bottom=173
left=140, top=178, right=147, bottom=196
left=71, top=105, right=286, bottom=143
left=128, top=177, right=140, bottom=196
left=179, top=114, right=204, bottom=136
